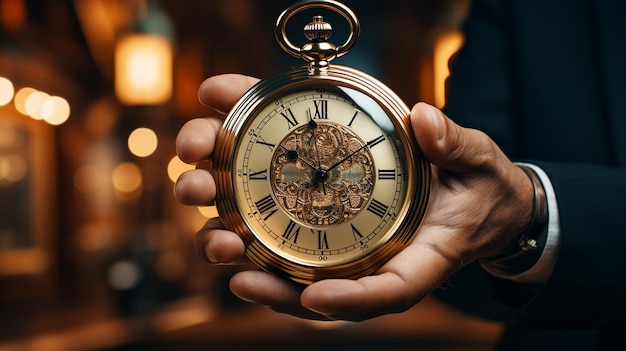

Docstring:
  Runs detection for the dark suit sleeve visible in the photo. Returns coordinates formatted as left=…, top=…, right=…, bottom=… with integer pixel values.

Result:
left=439, top=0, right=626, bottom=327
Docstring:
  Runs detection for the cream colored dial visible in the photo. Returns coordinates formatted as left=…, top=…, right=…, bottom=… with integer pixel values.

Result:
left=234, top=87, right=409, bottom=267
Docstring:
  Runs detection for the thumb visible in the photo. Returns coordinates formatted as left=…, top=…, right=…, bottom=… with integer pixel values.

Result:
left=410, top=102, right=496, bottom=173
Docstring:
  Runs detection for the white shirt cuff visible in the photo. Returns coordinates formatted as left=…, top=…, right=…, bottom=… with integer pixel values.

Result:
left=486, top=162, right=562, bottom=284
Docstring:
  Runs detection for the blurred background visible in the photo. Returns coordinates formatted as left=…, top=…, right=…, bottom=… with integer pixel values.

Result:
left=0, top=0, right=503, bottom=350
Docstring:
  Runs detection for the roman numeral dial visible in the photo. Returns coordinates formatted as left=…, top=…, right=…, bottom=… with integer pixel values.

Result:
left=229, top=87, right=417, bottom=272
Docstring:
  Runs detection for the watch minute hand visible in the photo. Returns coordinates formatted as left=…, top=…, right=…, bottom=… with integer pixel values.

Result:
left=326, top=135, right=385, bottom=172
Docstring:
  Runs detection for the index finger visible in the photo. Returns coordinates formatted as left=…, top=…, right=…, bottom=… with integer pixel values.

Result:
left=176, top=74, right=260, bottom=165
left=176, top=117, right=222, bottom=164
left=199, top=74, right=260, bottom=115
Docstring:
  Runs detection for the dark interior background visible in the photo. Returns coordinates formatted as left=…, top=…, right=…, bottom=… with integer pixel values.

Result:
left=0, top=1, right=502, bottom=350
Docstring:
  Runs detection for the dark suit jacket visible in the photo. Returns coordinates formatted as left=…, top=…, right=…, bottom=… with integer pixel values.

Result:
left=438, top=0, right=626, bottom=348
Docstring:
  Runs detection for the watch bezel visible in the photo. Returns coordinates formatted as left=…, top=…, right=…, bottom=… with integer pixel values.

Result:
left=213, top=64, right=431, bottom=284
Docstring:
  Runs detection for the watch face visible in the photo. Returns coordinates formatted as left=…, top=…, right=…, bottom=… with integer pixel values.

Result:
left=214, top=68, right=430, bottom=283
left=235, top=85, right=412, bottom=262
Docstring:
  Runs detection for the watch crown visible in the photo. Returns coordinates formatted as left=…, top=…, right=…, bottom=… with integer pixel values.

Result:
left=304, top=15, right=332, bottom=41
left=301, top=15, right=337, bottom=69
left=275, top=0, right=360, bottom=71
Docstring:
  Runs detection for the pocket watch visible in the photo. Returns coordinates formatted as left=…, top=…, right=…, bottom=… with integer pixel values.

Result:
left=211, top=0, right=430, bottom=284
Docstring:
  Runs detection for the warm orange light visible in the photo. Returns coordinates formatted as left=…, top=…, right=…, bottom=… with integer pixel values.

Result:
left=198, top=206, right=219, bottom=218
left=1, top=0, right=26, bottom=30
left=0, top=77, right=14, bottom=106
left=0, top=154, right=27, bottom=183
left=24, top=90, right=49, bottom=120
left=128, top=127, right=158, bottom=157
left=115, top=34, right=173, bottom=105
left=434, top=31, right=464, bottom=108
left=74, top=165, right=103, bottom=193
left=112, top=162, right=142, bottom=193
left=12, top=87, right=70, bottom=125
left=41, top=95, right=70, bottom=125
left=14, top=87, right=36, bottom=116
left=167, top=155, right=194, bottom=183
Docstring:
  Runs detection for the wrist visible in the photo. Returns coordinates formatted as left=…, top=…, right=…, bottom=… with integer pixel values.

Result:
left=480, top=165, right=549, bottom=276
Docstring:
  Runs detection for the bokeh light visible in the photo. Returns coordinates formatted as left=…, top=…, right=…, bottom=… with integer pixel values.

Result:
left=0, top=154, right=28, bottom=183
left=13, top=87, right=36, bottom=115
left=74, top=164, right=104, bottom=193
left=197, top=206, right=218, bottom=218
left=112, top=162, right=142, bottom=193
left=128, top=127, right=158, bottom=157
left=41, top=95, right=70, bottom=125
left=24, top=90, right=49, bottom=120
left=167, top=155, right=195, bottom=183
left=0, top=77, right=15, bottom=106
left=107, top=260, right=142, bottom=290
left=11, top=87, right=71, bottom=125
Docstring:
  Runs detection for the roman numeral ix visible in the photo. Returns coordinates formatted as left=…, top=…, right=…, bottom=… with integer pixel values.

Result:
left=282, top=220, right=300, bottom=244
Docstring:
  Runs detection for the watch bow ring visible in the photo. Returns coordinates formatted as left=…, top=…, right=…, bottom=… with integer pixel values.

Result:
left=275, top=0, right=360, bottom=69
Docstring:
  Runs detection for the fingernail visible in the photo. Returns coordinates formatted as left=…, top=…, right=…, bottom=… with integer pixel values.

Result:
left=426, top=104, right=445, bottom=140
left=204, top=243, right=220, bottom=263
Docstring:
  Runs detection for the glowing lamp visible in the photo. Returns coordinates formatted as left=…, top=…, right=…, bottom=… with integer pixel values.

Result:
left=433, top=31, right=464, bottom=108
left=115, top=33, right=173, bottom=105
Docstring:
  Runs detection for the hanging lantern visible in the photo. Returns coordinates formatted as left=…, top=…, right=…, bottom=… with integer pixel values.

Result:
left=115, top=33, right=172, bottom=105
left=114, top=4, right=174, bottom=106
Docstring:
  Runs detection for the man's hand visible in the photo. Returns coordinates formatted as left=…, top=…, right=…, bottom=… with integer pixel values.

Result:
left=175, top=74, right=534, bottom=321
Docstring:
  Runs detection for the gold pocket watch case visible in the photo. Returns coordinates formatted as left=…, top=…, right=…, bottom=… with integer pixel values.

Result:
left=212, top=0, right=430, bottom=284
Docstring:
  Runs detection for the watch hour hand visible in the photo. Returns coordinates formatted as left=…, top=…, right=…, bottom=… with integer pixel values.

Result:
left=307, top=109, right=318, bottom=130
left=307, top=108, right=323, bottom=167
left=279, top=145, right=316, bottom=169
left=307, top=109, right=327, bottom=194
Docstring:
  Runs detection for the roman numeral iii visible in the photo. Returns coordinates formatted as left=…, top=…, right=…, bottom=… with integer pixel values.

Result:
left=367, top=199, right=389, bottom=218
